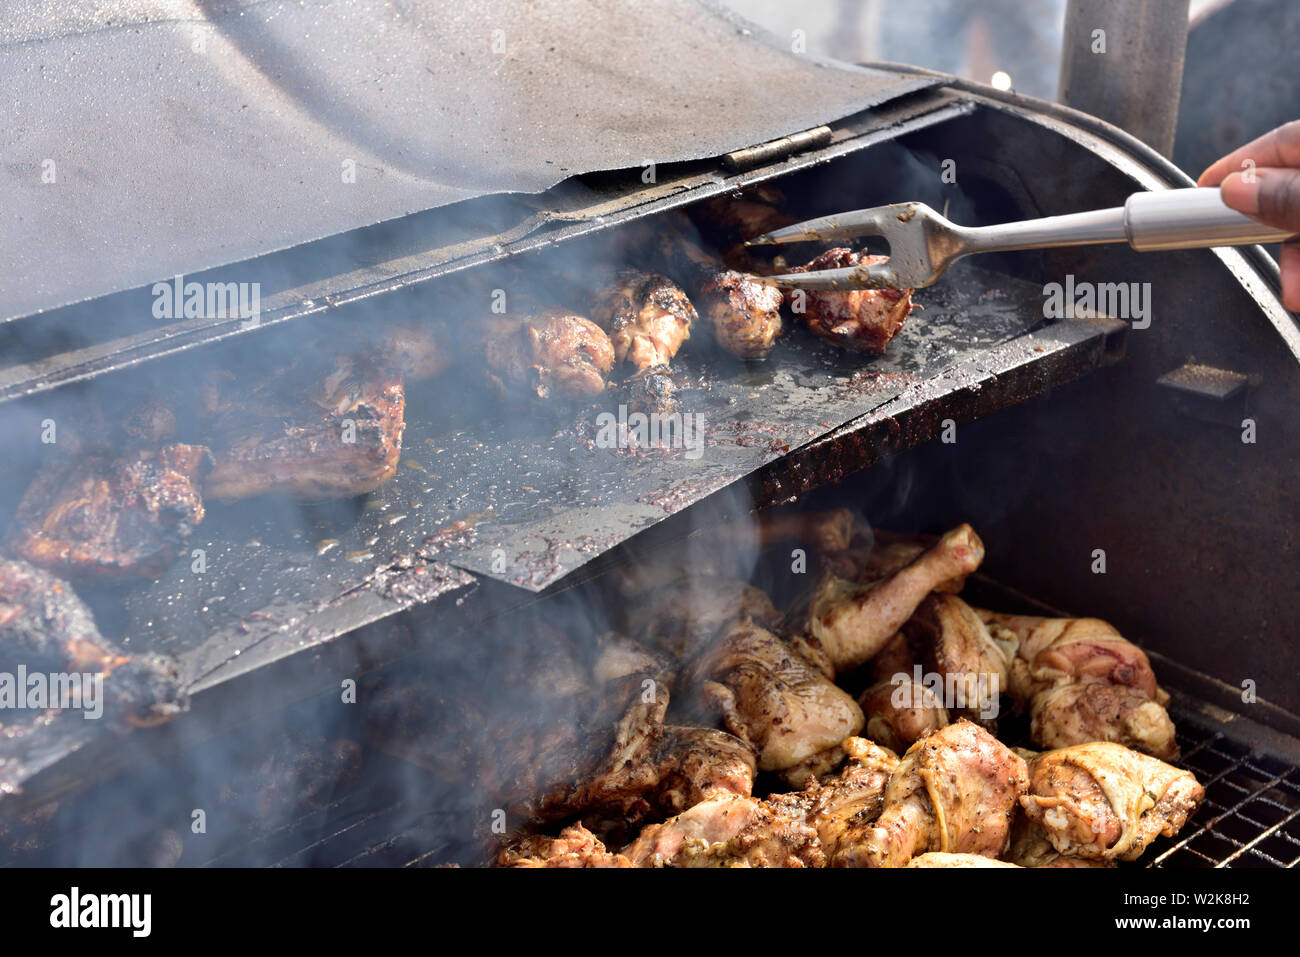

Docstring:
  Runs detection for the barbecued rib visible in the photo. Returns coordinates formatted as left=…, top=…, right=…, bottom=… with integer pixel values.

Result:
left=200, top=351, right=405, bottom=502
left=0, top=557, right=185, bottom=727
left=479, top=309, right=615, bottom=400
left=844, top=719, right=1029, bottom=867
left=787, top=248, right=914, bottom=354
left=1019, top=743, right=1203, bottom=861
left=9, top=442, right=209, bottom=581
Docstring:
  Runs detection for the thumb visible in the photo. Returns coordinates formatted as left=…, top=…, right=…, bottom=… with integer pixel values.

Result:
left=1219, top=168, right=1300, bottom=235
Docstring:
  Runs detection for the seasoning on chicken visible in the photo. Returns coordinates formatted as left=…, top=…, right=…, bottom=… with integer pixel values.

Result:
left=1019, top=743, right=1203, bottom=861
left=480, top=309, right=615, bottom=400
left=1007, top=814, right=1116, bottom=868
left=805, top=523, right=985, bottom=674
left=847, top=719, right=1029, bottom=868
left=505, top=736, right=897, bottom=868
left=0, top=557, right=186, bottom=727
left=906, top=852, right=1021, bottom=868
left=636, top=214, right=785, bottom=360
left=787, top=248, right=914, bottom=354
left=978, top=610, right=1179, bottom=760
left=689, top=618, right=864, bottom=777
left=9, top=441, right=209, bottom=581
left=858, top=634, right=950, bottom=755
left=200, top=352, right=405, bottom=502
left=589, top=270, right=695, bottom=372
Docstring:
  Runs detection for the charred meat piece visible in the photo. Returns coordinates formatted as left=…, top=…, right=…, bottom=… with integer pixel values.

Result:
left=697, top=270, right=785, bottom=360
left=1019, top=743, right=1203, bottom=861
left=788, top=249, right=913, bottom=354
left=200, top=352, right=405, bottom=502
left=480, top=310, right=614, bottom=401
left=589, top=270, right=695, bottom=372
left=621, top=365, right=680, bottom=416
left=635, top=214, right=785, bottom=360
left=9, top=443, right=209, bottom=581
left=0, top=557, right=185, bottom=727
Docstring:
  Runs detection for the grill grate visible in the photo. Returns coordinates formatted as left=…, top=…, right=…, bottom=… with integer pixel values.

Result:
left=1145, top=717, right=1300, bottom=868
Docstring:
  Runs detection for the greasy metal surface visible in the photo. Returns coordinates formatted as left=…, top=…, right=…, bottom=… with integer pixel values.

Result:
left=0, top=0, right=940, bottom=324
left=0, top=89, right=973, bottom=405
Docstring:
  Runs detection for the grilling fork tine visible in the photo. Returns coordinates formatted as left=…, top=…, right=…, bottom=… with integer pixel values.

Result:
left=746, top=187, right=1297, bottom=291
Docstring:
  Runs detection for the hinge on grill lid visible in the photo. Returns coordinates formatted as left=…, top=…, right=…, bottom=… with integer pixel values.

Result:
left=722, top=126, right=833, bottom=170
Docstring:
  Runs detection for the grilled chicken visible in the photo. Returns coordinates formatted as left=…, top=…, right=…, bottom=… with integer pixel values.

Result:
left=0, top=557, right=185, bottom=727
left=1019, top=743, right=1203, bottom=861
left=691, top=618, right=864, bottom=775
left=979, top=611, right=1179, bottom=760
left=201, top=352, right=405, bottom=502
left=1007, top=814, right=1116, bottom=868
left=907, top=852, right=1021, bottom=868
left=788, top=249, right=914, bottom=354
left=504, top=736, right=897, bottom=868
left=846, top=719, right=1029, bottom=867
left=9, top=442, right=208, bottom=581
left=637, top=214, right=785, bottom=360
left=805, top=523, right=985, bottom=674
left=859, top=676, right=950, bottom=757
left=480, top=309, right=615, bottom=400
left=903, top=593, right=1011, bottom=723
left=589, top=270, right=694, bottom=372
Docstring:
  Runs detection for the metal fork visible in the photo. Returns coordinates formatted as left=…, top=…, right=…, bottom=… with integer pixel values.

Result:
left=745, top=187, right=1296, bottom=290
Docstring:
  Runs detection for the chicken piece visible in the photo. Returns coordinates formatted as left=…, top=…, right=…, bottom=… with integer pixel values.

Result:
left=0, top=557, right=185, bottom=727
left=754, top=507, right=856, bottom=555
left=978, top=611, right=1178, bottom=760
left=618, top=737, right=895, bottom=868
left=1019, top=743, right=1203, bottom=861
left=788, top=249, right=914, bottom=354
left=637, top=214, right=785, bottom=360
left=620, top=364, right=680, bottom=416
left=9, top=442, right=209, bottom=581
left=690, top=618, right=863, bottom=774
left=619, top=793, right=824, bottom=868
left=904, top=593, right=1011, bottom=723
left=1007, top=814, right=1115, bottom=868
left=200, top=352, right=405, bottom=502
left=907, top=852, right=1021, bottom=868
left=480, top=309, right=614, bottom=401
left=806, top=523, right=985, bottom=673
left=845, top=719, right=1029, bottom=868
left=697, top=271, right=785, bottom=359
left=589, top=270, right=695, bottom=372
left=500, top=824, right=633, bottom=868
left=858, top=676, right=949, bottom=756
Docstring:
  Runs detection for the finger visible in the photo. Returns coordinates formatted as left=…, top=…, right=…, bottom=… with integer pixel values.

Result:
left=1198, top=119, right=1300, bottom=187
left=1219, top=169, right=1300, bottom=234
left=1281, top=241, right=1300, bottom=312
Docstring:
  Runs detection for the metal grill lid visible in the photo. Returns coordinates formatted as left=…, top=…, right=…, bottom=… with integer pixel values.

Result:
left=0, top=0, right=939, bottom=324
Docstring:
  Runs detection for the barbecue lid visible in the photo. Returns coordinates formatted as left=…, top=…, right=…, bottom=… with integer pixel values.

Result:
left=0, top=0, right=939, bottom=324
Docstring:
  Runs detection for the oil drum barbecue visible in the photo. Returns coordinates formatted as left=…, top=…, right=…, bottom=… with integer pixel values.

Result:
left=0, top=0, right=1297, bottom=870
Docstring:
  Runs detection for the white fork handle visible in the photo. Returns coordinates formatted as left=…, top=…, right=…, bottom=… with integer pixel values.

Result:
left=1124, top=187, right=1296, bottom=250
left=964, top=187, right=1294, bottom=255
